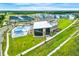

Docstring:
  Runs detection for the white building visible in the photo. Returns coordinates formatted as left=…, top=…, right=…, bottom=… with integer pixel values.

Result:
left=33, top=21, right=57, bottom=37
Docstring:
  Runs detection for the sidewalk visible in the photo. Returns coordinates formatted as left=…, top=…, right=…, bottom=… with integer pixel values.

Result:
left=4, top=32, right=9, bottom=56
left=4, top=25, right=12, bottom=56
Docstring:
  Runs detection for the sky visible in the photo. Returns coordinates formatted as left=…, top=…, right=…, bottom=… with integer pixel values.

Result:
left=0, top=3, right=79, bottom=11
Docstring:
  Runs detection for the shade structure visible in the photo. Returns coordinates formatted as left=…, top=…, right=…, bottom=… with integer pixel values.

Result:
left=9, top=16, right=34, bottom=22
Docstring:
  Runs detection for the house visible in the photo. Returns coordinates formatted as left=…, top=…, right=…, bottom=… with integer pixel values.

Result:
left=33, top=21, right=57, bottom=37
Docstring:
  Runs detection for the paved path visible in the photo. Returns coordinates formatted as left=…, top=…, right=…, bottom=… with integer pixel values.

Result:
left=16, top=19, right=78, bottom=56
left=0, top=26, right=9, bottom=56
left=47, top=30, right=79, bottom=56
left=4, top=26, right=12, bottom=56
left=4, top=32, right=9, bottom=56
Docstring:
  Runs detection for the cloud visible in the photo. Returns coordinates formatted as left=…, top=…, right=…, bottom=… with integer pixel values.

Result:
left=14, top=6, right=79, bottom=11
left=0, top=3, right=79, bottom=11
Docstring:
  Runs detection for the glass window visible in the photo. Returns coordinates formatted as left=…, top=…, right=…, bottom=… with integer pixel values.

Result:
left=34, top=29, right=43, bottom=36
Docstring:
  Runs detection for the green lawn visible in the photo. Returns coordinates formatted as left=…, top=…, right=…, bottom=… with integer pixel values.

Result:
left=58, top=19, right=73, bottom=30
left=52, top=31, right=79, bottom=56
left=8, top=34, right=45, bottom=56
left=23, top=20, right=77, bottom=56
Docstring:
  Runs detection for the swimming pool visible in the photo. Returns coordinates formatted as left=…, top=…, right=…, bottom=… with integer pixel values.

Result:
left=11, top=26, right=32, bottom=38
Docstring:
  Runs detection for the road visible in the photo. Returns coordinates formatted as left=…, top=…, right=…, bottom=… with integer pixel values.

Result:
left=0, top=25, right=11, bottom=56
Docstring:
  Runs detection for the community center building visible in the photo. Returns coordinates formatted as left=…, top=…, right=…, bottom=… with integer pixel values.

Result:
left=33, top=21, right=57, bottom=37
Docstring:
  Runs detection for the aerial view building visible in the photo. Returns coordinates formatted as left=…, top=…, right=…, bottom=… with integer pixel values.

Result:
left=0, top=3, right=79, bottom=56
left=33, top=21, right=52, bottom=37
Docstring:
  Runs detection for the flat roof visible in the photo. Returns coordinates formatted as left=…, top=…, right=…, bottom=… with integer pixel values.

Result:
left=33, top=21, right=52, bottom=29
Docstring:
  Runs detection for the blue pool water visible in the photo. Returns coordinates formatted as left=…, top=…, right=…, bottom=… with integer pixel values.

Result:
left=11, top=26, right=32, bottom=38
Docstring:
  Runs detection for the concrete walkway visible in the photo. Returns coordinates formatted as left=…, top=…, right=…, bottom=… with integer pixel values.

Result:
left=47, top=30, right=79, bottom=56
left=16, top=19, right=78, bottom=56
left=4, top=25, right=12, bottom=56
left=4, top=32, right=9, bottom=56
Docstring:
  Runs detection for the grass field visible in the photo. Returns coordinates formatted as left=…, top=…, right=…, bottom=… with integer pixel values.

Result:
left=58, top=19, right=73, bottom=30
left=52, top=31, right=79, bottom=56
left=51, top=21, right=79, bottom=56
left=23, top=20, right=77, bottom=56
left=8, top=34, right=45, bottom=56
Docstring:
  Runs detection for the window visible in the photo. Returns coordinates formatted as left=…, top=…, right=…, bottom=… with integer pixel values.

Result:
left=34, top=29, right=43, bottom=36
